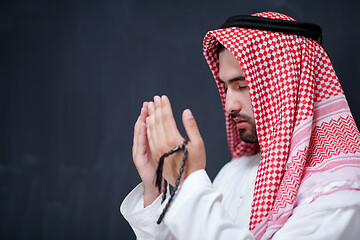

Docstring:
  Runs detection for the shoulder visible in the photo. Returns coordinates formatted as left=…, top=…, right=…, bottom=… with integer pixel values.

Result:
left=213, top=153, right=261, bottom=187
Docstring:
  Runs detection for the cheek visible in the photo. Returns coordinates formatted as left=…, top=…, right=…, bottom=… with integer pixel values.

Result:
left=245, top=102, right=254, bottom=115
left=241, top=92, right=252, bottom=110
left=245, top=91, right=254, bottom=114
left=244, top=98, right=255, bottom=120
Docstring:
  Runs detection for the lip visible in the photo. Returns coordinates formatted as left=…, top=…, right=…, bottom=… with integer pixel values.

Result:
left=233, top=118, right=247, bottom=129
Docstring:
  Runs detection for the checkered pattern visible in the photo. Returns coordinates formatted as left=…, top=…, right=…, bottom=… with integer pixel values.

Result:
left=203, top=12, right=360, bottom=239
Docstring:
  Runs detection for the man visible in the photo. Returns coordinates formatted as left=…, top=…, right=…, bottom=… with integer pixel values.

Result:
left=121, top=12, right=360, bottom=239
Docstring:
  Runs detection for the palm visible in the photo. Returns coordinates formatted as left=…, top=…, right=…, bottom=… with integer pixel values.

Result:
left=136, top=140, right=157, bottom=185
left=132, top=103, right=162, bottom=206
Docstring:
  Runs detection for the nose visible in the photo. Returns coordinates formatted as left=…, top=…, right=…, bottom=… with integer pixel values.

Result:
left=224, top=89, right=242, bottom=114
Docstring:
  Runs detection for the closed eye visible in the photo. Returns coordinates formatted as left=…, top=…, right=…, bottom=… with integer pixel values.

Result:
left=238, top=85, right=247, bottom=90
left=219, top=77, right=247, bottom=92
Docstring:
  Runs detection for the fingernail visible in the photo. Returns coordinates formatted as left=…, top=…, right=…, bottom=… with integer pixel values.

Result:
left=154, top=95, right=160, bottom=103
left=161, top=95, right=168, bottom=102
left=148, top=102, right=154, bottom=111
left=184, top=109, right=193, bottom=119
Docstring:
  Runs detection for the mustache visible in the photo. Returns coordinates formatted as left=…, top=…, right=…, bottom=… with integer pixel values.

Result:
left=230, top=112, right=251, bottom=122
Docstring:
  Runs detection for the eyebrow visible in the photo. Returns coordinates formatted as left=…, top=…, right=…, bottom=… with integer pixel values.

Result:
left=218, top=76, right=246, bottom=84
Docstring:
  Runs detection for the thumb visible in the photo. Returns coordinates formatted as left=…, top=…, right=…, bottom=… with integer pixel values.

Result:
left=182, top=109, right=202, bottom=143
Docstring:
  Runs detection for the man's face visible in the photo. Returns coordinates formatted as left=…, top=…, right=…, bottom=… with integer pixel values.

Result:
left=218, top=48, right=258, bottom=143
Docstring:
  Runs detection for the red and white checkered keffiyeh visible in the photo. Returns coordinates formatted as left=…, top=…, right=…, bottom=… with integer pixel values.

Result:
left=203, top=12, right=360, bottom=239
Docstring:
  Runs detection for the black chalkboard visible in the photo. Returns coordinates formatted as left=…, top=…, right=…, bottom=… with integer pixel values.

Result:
left=1, top=0, right=359, bottom=239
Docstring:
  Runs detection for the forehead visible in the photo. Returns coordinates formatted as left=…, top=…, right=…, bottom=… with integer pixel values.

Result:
left=218, top=48, right=245, bottom=82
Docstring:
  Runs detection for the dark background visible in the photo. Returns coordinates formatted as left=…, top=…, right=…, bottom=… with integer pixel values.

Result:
left=1, top=0, right=359, bottom=239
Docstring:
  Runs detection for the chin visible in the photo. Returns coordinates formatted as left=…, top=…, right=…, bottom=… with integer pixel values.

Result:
left=239, top=129, right=258, bottom=143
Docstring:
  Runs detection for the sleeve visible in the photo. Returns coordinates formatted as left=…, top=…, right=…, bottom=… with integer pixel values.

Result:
left=120, top=182, right=175, bottom=240
left=163, top=169, right=255, bottom=240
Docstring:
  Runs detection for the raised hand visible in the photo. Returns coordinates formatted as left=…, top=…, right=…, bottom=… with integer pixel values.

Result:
left=146, top=95, right=206, bottom=186
left=132, top=102, right=161, bottom=207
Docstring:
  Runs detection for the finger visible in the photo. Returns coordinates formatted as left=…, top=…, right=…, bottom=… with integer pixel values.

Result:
left=160, top=95, right=180, bottom=136
left=133, top=117, right=139, bottom=150
left=136, top=121, right=147, bottom=155
left=154, top=95, right=166, bottom=141
left=139, top=102, right=149, bottom=123
left=146, top=101, right=157, bottom=151
left=182, top=109, right=203, bottom=144
left=133, top=113, right=142, bottom=158
left=147, top=101, right=155, bottom=115
left=134, top=103, right=148, bottom=153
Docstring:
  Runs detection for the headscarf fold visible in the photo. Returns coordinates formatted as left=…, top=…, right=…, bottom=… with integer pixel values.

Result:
left=203, top=12, right=360, bottom=239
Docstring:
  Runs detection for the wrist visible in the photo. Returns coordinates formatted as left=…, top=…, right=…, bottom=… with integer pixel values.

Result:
left=143, top=184, right=160, bottom=207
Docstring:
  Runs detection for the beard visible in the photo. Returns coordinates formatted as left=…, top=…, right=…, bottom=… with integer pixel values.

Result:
left=239, top=123, right=258, bottom=143
left=231, top=112, right=258, bottom=143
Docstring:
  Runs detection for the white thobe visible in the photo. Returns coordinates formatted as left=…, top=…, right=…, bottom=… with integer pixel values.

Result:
left=121, top=153, right=360, bottom=239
